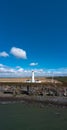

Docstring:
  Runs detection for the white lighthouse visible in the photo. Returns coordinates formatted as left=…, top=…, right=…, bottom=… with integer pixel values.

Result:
left=25, top=70, right=41, bottom=83
left=32, top=71, right=35, bottom=83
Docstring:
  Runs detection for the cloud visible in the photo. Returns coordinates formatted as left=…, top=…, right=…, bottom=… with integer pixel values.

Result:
left=17, top=68, right=24, bottom=72
left=0, top=64, right=67, bottom=77
left=10, top=47, right=27, bottom=59
left=0, top=51, right=9, bottom=57
left=0, top=64, right=4, bottom=67
left=16, top=66, right=21, bottom=69
left=30, top=62, right=38, bottom=66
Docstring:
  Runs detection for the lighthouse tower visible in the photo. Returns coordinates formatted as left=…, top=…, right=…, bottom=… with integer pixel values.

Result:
left=32, top=71, right=35, bottom=83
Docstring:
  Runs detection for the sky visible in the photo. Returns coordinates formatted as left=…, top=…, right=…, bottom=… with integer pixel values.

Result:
left=0, top=0, right=67, bottom=77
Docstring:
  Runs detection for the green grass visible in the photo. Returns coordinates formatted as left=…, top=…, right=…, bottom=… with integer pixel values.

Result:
left=0, top=103, right=67, bottom=130
left=47, top=76, right=67, bottom=86
left=54, top=76, right=67, bottom=82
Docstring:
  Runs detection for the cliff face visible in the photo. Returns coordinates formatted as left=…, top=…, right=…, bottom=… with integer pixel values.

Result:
left=0, top=77, right=67, bottom=97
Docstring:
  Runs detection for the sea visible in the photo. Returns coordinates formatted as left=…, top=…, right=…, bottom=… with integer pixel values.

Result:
left=0, top=103, right=67, bottom=130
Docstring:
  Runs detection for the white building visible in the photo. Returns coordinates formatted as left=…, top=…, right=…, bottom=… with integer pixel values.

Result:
left=25, top=71, right=41, bottom=83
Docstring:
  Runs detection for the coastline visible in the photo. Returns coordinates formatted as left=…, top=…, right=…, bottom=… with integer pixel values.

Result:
left=0, top=95, right=67, bottom=107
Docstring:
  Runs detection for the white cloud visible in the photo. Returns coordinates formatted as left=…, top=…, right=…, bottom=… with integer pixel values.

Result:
left=16, top=66, right=21, bottom=69
left=0, top=64, right=4, bottom=67
left=30, top=62, right=38, bottom=66
left=0, top=51, right=9, bottom=57
left=17, top=68, right=24, bottom=72
left=0, top=64, right=67, bottom=77
left=10, top=47, right=27, bottom=59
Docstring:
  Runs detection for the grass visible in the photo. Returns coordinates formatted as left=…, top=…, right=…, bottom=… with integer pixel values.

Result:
left=54, top=76, right=67, bottom=82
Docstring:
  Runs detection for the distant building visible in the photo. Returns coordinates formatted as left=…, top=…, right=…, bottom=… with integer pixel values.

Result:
left=25, top=71, right=41, bottom=83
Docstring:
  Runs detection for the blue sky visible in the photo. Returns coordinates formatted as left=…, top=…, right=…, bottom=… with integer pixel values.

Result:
left=0, top=0, right=67, bottom=77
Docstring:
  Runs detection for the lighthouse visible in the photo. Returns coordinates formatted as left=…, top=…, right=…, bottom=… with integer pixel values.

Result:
left=25, top=71, right=41, bottom=83
left=32, top=71, right=35, bottom=83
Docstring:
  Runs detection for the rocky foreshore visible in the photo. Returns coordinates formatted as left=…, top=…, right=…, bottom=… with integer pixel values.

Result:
left=0, top=95, right=67, bottom=107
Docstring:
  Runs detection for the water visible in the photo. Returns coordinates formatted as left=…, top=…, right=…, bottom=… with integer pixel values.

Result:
left=0, top=103, right=67, bottom=130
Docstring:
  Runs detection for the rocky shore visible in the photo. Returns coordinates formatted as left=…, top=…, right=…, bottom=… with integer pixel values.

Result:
left=0, top=95, right=67, bottom=107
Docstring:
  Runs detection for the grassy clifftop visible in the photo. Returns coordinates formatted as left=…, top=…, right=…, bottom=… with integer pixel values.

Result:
left=47, top=76, right=67, bottom=86
left=54, top=76, right=67, bottom=83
